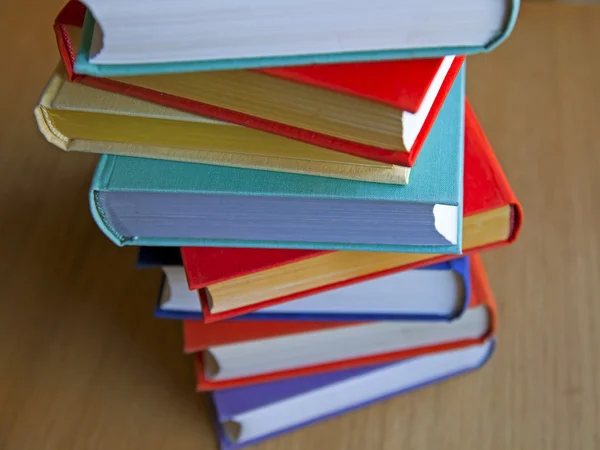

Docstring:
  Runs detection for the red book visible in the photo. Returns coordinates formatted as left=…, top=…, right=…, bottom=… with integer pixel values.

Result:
left=188, top=255, right=495, bottom=390
left=181, top=102, right=523, bottom=323
left=54, top=0, right=464, bottom=167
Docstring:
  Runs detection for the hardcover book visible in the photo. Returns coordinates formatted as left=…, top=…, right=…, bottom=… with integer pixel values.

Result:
left=35, top=66, right=415, bottom=185
left=182, top=101, right=522, bottom=322
left=150, top=252, right=470, bottom=322
left=187, top=255, right=496, bottom=390
left=88, top=68, right=465, bottom=253
left=54, top=1, right=466, bottom=168
left=212, top=339, right=494, bottom=449
left=70, top=0, right=519, bottom=75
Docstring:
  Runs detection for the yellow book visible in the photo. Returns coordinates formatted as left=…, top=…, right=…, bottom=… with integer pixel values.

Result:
left=34, top=66, right=408, bottom=185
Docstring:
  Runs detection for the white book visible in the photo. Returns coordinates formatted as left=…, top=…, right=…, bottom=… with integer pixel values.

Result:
left=80, top=0, right=515, bottom=70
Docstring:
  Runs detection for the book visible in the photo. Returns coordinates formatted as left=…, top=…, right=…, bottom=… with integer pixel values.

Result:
left=89, top=68, right=465, bottom=252
left=54, top=1, right=465, bottom=168
left=213, top=339, right=494, bottom=449
left=70, top=0, right=519, bottom=76
left=34, top=62, right=456, bottom=185
left=188, top=255, right=495, bottom=390
left=181, top=101, right=522, bottom=322
left=150, top=251, right=470, bottom=322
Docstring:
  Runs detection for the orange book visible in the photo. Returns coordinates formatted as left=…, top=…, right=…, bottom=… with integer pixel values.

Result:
left=186, top=254, right=495, bottom=390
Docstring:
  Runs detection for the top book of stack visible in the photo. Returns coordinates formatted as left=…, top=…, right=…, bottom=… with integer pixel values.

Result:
left=73, top=0, right=520, bottom=77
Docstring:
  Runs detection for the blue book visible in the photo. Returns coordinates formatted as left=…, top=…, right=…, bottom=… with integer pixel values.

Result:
left=141, top=246, right=470, bottom=322
left=73, top=1, right=519, bottom=77
left=211, top=340, right=494, bottom=449
left=89, top=68, right=465, bottom=253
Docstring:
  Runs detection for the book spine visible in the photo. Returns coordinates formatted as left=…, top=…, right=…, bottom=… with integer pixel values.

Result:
left=449, top=256, right=471, bottom=321
left=485, top=0, right=521, bottom=51
left=88, top=155, right=126, bottom=246
left=53, top=1, right=82, bottom=81
left=469, top=255, right=498, bottom=337
left=34, top=68, right=71, bottom=151
left=466, top=101, right=523, bottom=243
left=215, top=340, right=495, bottom=450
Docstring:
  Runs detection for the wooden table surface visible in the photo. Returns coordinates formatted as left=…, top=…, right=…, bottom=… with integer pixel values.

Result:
left=1, top=3, right=600, bottom=449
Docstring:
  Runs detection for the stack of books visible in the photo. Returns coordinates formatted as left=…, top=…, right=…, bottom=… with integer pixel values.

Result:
left=36, top=0, right=523, bottom=448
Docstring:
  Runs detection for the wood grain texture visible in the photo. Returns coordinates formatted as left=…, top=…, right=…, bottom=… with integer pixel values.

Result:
left=1, top=2, right=600, bottom=449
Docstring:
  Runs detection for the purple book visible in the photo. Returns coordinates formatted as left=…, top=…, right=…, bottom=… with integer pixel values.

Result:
left=212, top=339, right=494, bottom=449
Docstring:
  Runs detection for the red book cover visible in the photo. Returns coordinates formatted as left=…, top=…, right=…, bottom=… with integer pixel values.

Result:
left=181, top=101, right=523, bottom=322
left=183, top=318, right=357, bottom=354
left=54, top=0, right=464, bottom=166
left=189, top=254, right=495, bottom=390
left=260, top=59, right=447, bottom=113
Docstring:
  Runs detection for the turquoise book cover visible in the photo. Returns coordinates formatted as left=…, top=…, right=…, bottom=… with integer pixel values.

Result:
left=89, top=69, right=465, bottom=252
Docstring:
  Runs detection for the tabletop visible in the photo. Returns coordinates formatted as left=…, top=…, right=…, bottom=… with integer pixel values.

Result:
left=1, top=2, right=600, bottom=449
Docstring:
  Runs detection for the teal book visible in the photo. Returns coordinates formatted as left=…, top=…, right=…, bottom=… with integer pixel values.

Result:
left=74, top=1, right=519, bottom=77
left=89, top=69, right=465, bottom=252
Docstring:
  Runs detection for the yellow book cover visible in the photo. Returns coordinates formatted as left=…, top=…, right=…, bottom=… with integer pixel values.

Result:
left=34, top=66, right=409, bottom=185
